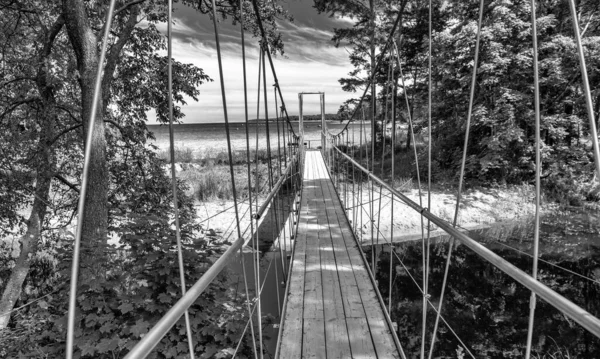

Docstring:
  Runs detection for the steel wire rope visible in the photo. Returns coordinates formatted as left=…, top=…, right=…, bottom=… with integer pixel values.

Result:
left=240, top=1, right=260, bottom=355
left=66, top=1, right=117, bottom=357
left=421, top=2, right=434, bottom=357
left=567, top=0, right=600, bottom=178
left=427, top=1, right=484, bottom=356
left=375, top=62, right=393, bottom=267
left=261, top=47, right=287, bottom=287
left=167, top=0, right=197, bottom=353
left=273, top=87, right=288, bottom=270
left=253, top=44, right=264, bottom=359
left=389, top=47, right=397, bottom=314
left=525, top=1, right=543, bottom=356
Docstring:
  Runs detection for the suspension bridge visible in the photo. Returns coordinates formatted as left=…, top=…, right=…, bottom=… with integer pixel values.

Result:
left=55, top=0, right=600, bottom=358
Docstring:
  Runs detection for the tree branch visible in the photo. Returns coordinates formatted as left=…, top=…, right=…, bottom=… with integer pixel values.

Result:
left=114, top=0, right=146, bottom=17
left=54, top=174, right=80, bottom=193
left=104, top=118, right=126, bottom=136
left=48, top=123, right=82, bottom=146
left=0, top=97, right=40, bottom=119
left=56, top=104, right=81, bottom=123
left=102, top=4, right=140, bottom=103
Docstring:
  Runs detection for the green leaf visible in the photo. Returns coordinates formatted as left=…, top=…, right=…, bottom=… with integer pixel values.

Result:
left=119, top=302, right=134, bottom=314
left=96, top=338, right=119, bottom=353
left=130, top=319, right=150, bottom=338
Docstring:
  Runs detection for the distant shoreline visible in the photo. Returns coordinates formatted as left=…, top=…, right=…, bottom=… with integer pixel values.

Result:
left=147, top=119, right=334, bottom=127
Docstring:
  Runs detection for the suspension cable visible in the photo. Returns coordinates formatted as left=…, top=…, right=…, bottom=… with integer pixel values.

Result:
left=421, top=2, right=434, bottom=356
left=240, top=0, right=259, bottom=355
left=168, top=0, right=196, bottom=354
left=254, top=45, right=264, bottom=359
left=567, top=0, right=600, bottom=178
left=525, top=1, right=543, bottom=357
left=389, top=47, right=396, bottom=313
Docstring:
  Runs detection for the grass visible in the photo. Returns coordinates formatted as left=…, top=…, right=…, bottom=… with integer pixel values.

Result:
left=160, top=146, right=293, bottom=201
left=178, top=162, right=276, bottom=201
left=158, top=146, right=278, bottom=166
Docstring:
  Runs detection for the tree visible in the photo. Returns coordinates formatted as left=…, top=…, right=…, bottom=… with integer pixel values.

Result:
left=0, top=0, right=290, bottom=334
left=325, top=0, right=600, bottom=198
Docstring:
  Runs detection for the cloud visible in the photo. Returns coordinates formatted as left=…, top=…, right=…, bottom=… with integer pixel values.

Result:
left=148, top=0, right=355, bottom=123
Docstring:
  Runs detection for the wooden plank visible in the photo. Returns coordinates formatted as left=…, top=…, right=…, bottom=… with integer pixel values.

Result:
left=278, top=317, right=303, bottom=358
left=302, top=318, right=326, bottom=359
left=346, top=317, right=377, bottom=358
left=325, top=318, right=352, bottom=359
left=278, top=152, right=314, bottom=358
left=302, top=154, right=324, bottom=321
left=322, top=167, right=401, bottom=359
left=316, top=159, right=366, bottom=319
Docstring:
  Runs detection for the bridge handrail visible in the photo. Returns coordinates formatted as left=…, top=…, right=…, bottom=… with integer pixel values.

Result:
left=123, top=151, right=301, bottom=358
left=123, top=237, right=245, bottom=358
left=332, top=144, right=600, bottom=338
left=254, top=159, right=295, bottom=219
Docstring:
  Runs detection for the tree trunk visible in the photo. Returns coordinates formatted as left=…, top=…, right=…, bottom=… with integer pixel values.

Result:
left=62, top=0, right=109, bottom=252
left=0, top=165, right=53, bottom=328
left=0, top=15, right=62, bottom=329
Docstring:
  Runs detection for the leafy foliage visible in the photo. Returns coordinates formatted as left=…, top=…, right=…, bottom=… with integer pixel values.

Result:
left=322, top=0, right=600, bottom=201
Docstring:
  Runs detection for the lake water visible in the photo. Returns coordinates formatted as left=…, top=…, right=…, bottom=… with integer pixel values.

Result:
left=148, top=121, right=370, bottom=156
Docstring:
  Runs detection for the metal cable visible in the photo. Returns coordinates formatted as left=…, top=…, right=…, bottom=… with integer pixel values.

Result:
left=389, top=48, right=396, bottom=313
left=254, top=48, right=264, bottom=359
left=525, top=1, right=542, bottom=357
left=168, top=1, right=196, bottom=354
left=240, top=1, right=259, bottom=355
left=66, top=1, right=117, bottom=357
left=568, top=0, right=600, bottom=178
left=421, top=2, right=434, bottom=355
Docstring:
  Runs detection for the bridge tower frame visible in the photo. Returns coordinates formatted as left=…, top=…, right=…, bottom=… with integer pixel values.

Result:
left=298, top=92, right=326, bottom=164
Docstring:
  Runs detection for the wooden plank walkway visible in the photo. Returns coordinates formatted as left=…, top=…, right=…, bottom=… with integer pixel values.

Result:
left=277, top=150, right=401, bottom=359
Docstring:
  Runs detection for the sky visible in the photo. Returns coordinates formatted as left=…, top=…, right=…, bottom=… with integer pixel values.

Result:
left=153, top=0, right=354, bottom=123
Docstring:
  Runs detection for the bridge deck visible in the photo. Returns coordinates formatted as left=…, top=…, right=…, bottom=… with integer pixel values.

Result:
left=277, top=150, right=400, bottom=358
